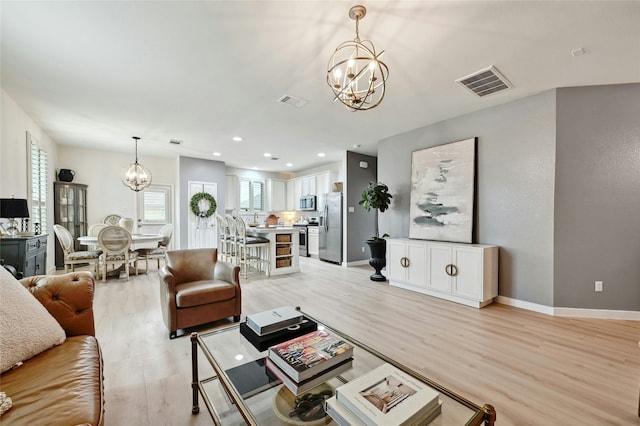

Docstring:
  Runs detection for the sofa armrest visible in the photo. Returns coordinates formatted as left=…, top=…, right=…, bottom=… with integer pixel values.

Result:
left=214, top=260, right=241, bottom=287
left=159, top=265, right=177, bottom=292
left=20, top=271, right=96, bottom=337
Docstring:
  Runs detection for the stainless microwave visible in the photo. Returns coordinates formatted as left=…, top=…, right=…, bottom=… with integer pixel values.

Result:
left=299, top=195, right=316, bottom=211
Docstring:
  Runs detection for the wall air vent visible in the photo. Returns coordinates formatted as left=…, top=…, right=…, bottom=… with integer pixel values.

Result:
left=278, top=94, right=309, bottom=108
left=455, top=66, right=512, bottom=97
left=169, top=139, right=183, bottom=145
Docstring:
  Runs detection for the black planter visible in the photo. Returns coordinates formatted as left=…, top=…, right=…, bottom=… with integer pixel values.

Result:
left=365, top=239, right=387, bottom=282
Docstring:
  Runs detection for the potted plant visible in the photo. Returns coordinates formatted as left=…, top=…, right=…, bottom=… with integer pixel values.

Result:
left=358, top=181, right=393, bottom=281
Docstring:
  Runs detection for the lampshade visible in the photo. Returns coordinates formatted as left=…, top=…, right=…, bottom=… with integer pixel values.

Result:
left=0, top=198, right=29, bottom=237
left=121, top=136, right=152, bottom=192
left=327, top=5, right=389, bottom=111
left=0, top=198, right=29, bottom=219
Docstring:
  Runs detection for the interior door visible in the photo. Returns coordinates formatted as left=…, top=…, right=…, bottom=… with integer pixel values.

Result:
left=188, top=181, right=217, bottom=249
left=136, top=184, right=173, bottom=243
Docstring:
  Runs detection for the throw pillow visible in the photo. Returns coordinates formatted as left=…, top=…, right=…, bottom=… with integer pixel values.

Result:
left=0, top=392, right=12, bottom=415
left=0, top=267, right=66, bottom=373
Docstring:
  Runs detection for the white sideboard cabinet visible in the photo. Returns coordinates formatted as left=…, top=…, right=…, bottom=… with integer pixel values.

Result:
left=386, top=238, right=498, bottom=308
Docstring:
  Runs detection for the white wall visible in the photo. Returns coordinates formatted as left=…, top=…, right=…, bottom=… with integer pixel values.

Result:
left=57, top=145, right=176, bottom=226
left=1, top=89, right=59, bottom=273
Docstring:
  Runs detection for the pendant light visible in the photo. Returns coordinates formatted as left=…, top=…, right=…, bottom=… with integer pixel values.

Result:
left=327, top=5, right=389, bottom=111
left=121, top=136, right=152, bottom=192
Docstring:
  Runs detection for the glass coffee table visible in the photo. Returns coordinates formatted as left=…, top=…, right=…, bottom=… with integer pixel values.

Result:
left=191, top=310, right=496, bottom=425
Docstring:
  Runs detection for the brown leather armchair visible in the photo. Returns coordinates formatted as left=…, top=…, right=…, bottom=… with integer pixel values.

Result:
left=159, top=248, right=241, bottom=338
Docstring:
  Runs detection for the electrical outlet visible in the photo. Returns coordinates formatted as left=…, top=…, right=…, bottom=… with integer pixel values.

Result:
left=362, top=246, right=365, bottom=253
left=595, top=281, right=603, bottom=292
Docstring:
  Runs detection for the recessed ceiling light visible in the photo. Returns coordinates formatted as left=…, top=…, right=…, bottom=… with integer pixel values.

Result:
left=571, top=47, right=585, bottom=57
left=232, top=136, right=242, bottom=142
left=264, top=153, right=272, bottom=157
left=286, top=163, right=293, bottom=167
left=212, top=152, right=221, bottom=157
left=318, top=153, right=325, bottom=157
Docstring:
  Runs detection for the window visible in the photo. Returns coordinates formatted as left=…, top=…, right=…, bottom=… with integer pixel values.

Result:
left=28, top=133, right=48, bottom=234
left=239, top=178, right=264, bottom=212
left=137, top=184, right=172, bottom=225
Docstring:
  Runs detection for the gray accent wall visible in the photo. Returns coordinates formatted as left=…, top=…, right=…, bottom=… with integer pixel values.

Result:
left=345, top=151, right=378, bottom=263
left=378, top=91, right=557, bottom=306
left=554, top=84, right=640, bottom=310
left=178, top=156, right=226, bottom=249
left=378, top=83, right=639, bottom=310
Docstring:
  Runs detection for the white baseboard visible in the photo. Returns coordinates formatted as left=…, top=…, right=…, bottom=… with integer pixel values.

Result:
left=345, top=260, right=369, bottom=267
left=496, top=296, right=640, bottom=320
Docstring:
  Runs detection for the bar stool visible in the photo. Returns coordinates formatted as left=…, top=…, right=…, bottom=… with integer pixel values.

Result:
left=225, top=214, right=238, bottom=264
left=234, top=216, right=270, bottom=278
left=215, top=214, right=230, bottom=262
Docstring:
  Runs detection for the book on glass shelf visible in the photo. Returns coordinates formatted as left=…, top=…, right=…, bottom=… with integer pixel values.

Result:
left=239, top=316, right=318, bottom=352
left=246, top=306, right=304, bottom=336
left=325, top=395, right=442, bottom=426
left=224, top=358, right=280, bottom=399
left=267, top=329, right=354, bottom=382
left=335, top=363, right=441, bottom=426
left=265, top=356, right=353, bottom=396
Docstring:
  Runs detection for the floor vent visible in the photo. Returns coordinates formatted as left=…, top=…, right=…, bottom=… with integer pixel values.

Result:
left=455, top=66, right=512, bottom=97
left=278, top=94, right=309, bottom=108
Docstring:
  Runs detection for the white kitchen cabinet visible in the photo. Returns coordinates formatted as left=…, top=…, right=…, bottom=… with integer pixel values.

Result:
left=315, top=171, right=334, bottom=211
left=387, top=238, right=498, bottom=308
left=225, top=175, right=238, bottom=211
left=301, top=176, right=316, bottom=196
left=266, top=179, right=287, bottom=212
left=308, top=226, right=319, bottom=256
left=294, top=179, right=302, bottom=206
left=286, top=180, right=295, bottom=210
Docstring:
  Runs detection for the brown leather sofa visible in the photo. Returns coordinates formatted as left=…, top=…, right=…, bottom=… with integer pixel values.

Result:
left=159, top=248, right=241, bottom=338
left=1, top=272, right=105, bottom=425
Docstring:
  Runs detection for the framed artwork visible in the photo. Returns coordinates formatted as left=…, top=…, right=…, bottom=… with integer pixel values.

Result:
left=409, top=137, right=476, bottom=243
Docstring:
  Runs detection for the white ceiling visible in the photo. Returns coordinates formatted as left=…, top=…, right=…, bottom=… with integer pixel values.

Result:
left=2, top=1, right=639, bottom=173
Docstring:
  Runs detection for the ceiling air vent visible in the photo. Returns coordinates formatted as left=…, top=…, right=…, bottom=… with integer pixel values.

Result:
left=278, top=94, right=309, bottom=108
left=169, top=139, right=183, bottom=145
left=455, top=66, right=512, bottom=97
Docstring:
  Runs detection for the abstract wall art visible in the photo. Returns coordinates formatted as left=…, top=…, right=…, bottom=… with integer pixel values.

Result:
left=409, top=138, right=476, bottom=243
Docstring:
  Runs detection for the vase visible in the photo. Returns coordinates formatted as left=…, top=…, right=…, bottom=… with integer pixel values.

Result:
left=365, top=239, right=387, bottom=282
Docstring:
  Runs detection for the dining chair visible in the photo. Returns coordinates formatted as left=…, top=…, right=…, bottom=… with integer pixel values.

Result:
left=118, top=217, right=134, bottom=234
left=52, top=224, right=102, bottom=277
left=102, top=214, right=122, bottom=226
left=136, top=223, right=173, bottom=273
left=234, top=216, right=270, bottom=278
left=97, top=225, right=138, bottom=282
left=87, top=223, right=107, bottom=251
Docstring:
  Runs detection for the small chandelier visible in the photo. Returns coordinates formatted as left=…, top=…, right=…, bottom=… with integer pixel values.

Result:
left=327, top=5, right=389, bottom=111
left=121, top=136, right=152, bottom=192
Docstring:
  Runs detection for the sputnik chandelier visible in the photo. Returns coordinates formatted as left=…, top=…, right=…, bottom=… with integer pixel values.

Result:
left=327, top=5, right=389, bottom=111
left=121, top=136, right=152, bottom=192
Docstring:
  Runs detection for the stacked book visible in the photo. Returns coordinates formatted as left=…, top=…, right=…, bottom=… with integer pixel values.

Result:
left=326, top=363, right=442, bottom=426
left=266, top=329, right=354, bottom=395
left=240, top=306, right=318, bottom=352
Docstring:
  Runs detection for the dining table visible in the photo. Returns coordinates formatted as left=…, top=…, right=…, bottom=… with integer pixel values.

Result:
left=78, top=233, right=164, bottom=277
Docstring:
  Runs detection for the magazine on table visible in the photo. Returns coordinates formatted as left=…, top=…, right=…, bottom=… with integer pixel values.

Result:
left=335, top=363, right=440, bottom=426
left=267, top=329, right=354, bottom=382
left=326, top=395, right=443, bottom=426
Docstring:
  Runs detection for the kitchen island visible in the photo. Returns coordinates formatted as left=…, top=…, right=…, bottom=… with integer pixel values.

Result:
left=247, top=227, right=299, bottom=276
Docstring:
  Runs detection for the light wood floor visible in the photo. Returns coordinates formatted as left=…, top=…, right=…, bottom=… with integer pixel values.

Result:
left=90, top=257, right=639, bottom=425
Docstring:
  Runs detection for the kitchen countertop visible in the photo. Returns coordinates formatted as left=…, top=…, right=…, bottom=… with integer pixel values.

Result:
left=248, top=226, right=298, bottom=232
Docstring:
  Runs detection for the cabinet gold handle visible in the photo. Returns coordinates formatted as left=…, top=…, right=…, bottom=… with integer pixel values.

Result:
left=400, top=257, right=410, bottom=268
left=445, top=264, right=458, bottom=276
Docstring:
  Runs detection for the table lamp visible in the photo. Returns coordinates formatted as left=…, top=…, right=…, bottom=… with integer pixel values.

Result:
left=0, top=198, right=30, bottom=237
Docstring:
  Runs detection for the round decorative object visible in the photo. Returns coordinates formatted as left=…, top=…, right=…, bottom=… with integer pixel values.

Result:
left=272, top=383, right=334, bottom=425
left=190, top=192, right=217, bottom=218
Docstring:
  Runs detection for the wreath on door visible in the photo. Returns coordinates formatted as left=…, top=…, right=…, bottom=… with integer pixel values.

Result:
left=190, top=192, right=217, bottom=218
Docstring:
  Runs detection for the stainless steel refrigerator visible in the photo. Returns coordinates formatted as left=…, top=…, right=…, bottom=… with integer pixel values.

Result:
left=319, top=192, right=342, bottom=264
